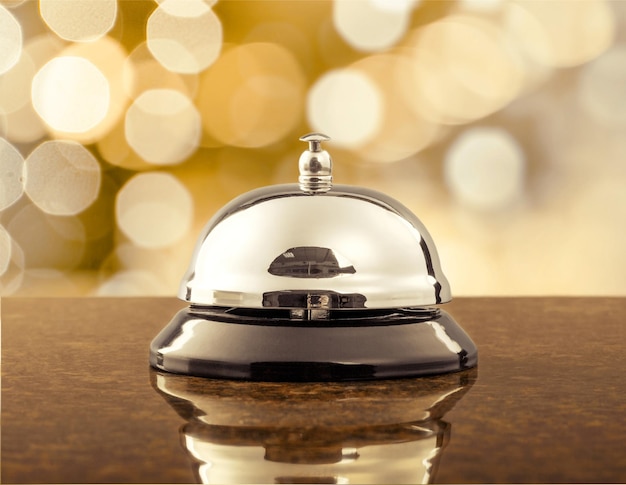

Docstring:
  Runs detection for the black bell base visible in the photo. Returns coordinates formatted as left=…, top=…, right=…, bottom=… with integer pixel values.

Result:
left=150, top=307, right=477, bottom=382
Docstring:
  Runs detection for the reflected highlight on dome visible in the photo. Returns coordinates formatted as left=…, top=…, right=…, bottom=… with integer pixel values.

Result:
left=125, top=89, right=201, bottom=165
left=0, top=5, right=22, bottom=75
left=444, top=127, right=525, bottom=211
left=0, top=138, right=24, bottom=211
left=32, top=56, right=110, bottom=133
left=147, top=0, right=222, bottom=74
left=307, top=68, right=382, bottom=148
left=115, top=172, right=193, bottom=249
left=24, top=140, right=101, bottom=216
left=39, top=0, right=117, bottom=42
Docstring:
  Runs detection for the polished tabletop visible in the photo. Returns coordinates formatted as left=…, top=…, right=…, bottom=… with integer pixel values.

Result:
left=2, top=297, right=625, bottom=484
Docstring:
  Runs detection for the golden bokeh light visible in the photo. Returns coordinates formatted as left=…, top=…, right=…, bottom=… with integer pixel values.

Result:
left=0, top=4, right=22, bottom=75
left=0, top=137, right=23, bottom=211
left=0, top=0, right=625, bottom=297
left=444, top=127, right=525, bottom=211
left=125, top=88, right=201, bottom=165
left=123, top=41, right=199, bottom=100
left=578, top=44, right=626, bottom=126
left=332, top=0, right=414, bottom=52
left=0, top=223, right=24, bottom=294
left=39, top=0, right=117, bottom=42
left=147, top=0, right=222, bottom=74
left=115, top=172, right=193, bottom=249
left=31, top=55, right=110, bottom=133
left=197, top=42, right=305, bottom=148
left=24, top=140, right=101, bottom=216
left=504, top=0, right=615, bottom=68
left=350, top=53, right=439, bottom=163
left=55, top=36, right=131, bottom=143
left=0, top=223, right=11, bottom=276
left=403, top=15, right=524, bottom=124
left=7, top=203, right=86, bottom=269
left=307, top=68, right=383, bottom=148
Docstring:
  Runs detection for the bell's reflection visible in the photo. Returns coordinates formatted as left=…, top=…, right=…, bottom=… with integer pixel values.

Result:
left=151, top=369, right=476, bottom=484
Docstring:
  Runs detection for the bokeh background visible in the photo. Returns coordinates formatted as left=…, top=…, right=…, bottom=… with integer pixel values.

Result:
left=1, top=0, right=625, bottom=298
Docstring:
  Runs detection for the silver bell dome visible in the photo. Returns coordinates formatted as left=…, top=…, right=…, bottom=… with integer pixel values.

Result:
left=180, top=133, right=451, bottom=311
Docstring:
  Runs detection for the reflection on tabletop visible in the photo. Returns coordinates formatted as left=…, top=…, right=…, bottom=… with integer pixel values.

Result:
left=151, top=368, right=476, bottom=484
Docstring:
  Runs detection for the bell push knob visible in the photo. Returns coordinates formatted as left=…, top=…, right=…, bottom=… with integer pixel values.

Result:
left=299, top=133, right=332, bottom=193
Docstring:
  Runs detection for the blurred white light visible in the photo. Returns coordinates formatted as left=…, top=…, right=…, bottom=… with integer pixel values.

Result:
left=405, top=16, right=524, bottom=124
left=444, top=127, right=525, bottom=211
left=197, top=42, right=306, bottom=148
left=0, top=224, right=24, bottom=295
left=0, top=138, right=24, bottom=211
left=307, top=68, right=382, bottom=147
left=370, top=0, right=421, bottom=13
left=578, top=44, right=626, bottom=126
left=0, top=5, right=21, bottom=75
left=39, top=0, right=117, bottom=42
left=32, top=56, right=110, bottom=133
left=333, top=0, right=412, bottom=52
left=505, top=0, right=615, bottom=68
left=0, top=224, right=11, bottom=276
left=125, top=89, right=201, bottom=165
left=147, top=0, right=222, bottom=74
left=116, top=172, right=193, bottom=249
left=24, top=140, right=101, bottom=215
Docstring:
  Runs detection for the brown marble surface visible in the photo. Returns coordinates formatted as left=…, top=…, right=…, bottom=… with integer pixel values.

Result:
left=2, top=297, right=625, bottom=483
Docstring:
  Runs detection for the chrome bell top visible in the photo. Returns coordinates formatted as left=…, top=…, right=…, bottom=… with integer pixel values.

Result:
left=180, top=133, right=451, bottom=310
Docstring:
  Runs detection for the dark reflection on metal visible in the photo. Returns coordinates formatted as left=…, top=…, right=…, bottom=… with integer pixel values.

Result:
left=150, top=367, right=476, bottom=484
left=268, top=247, right=356, bottom=278
left=262, top=289, right=366, bottom=310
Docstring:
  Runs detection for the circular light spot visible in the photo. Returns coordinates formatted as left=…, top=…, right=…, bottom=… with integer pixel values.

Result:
left=0, top=5, right=21, bottom=75
left=123, top=41, right=198, bottom=100
left=197, top=42, right=306, bottom=148
left=147, top=0, right=222, bottom=74
left=404, top=16, right=524, bottom=124
left=351, top=53, right=439, bottom=163
left=505, top=0, right=615, bottom=68
left=32, top=56, right=110, bottom=133
left=578, top=44, right=626, bottom=126
left=2, top=102, right=47, bottom=143
left=125, top=89, right=201, bottom=165
left=0, top=225, right=24, bottom=295
left=444, top=127, right=525, bottom=211
left=333, top=0, right=413, bottom=52
left=0, top=224, right=11, bottom=276
left=57, top=37, right=131, bottom=143
left=0, top=138, right=24, bottom=210
left=39, top=0, right=117, bottom=42
left=307, top=68, right=382, bottom=147
left=116, top=172, right=193, bottom=248
left=24, top=140, right=101, bottom=215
